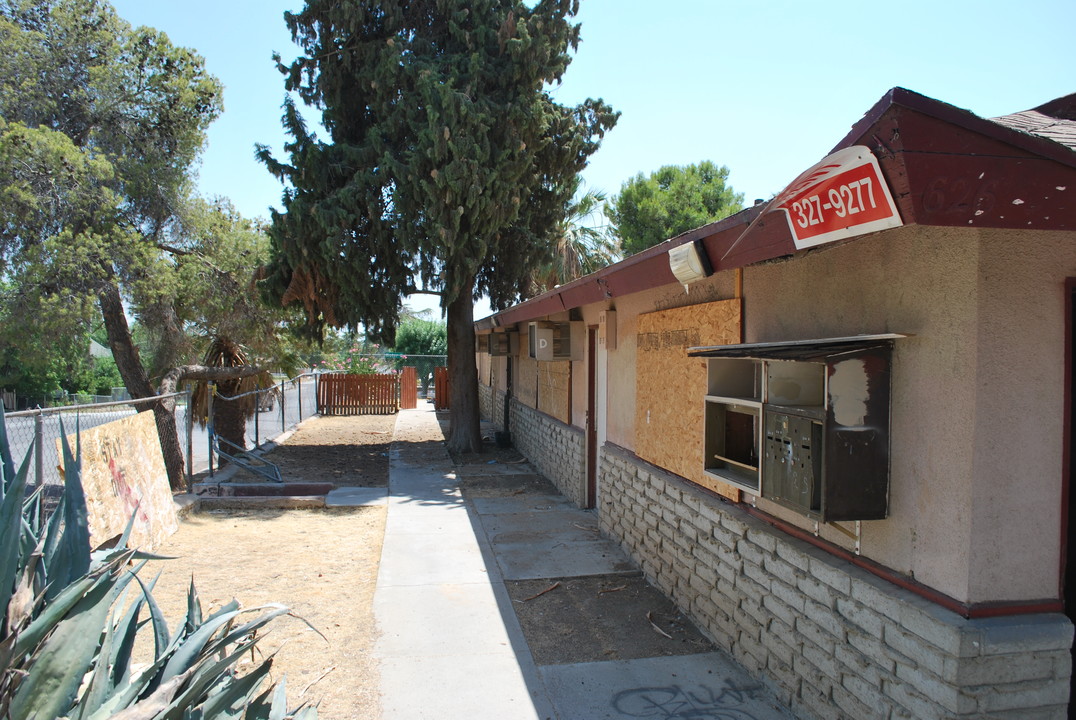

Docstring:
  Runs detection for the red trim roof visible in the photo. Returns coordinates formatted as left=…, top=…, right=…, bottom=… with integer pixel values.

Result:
left=477, top=88, right=1076, bottom=331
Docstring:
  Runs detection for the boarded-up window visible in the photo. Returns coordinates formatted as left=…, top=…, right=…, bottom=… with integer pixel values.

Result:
left=635, top=299, right=742, bottom=499
left=515, top=351, right=570, bottom=424
left=537, top=361, right=570, bottom=423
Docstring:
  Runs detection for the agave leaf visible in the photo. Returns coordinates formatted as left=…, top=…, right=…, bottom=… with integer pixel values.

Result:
left=84, top=652, right=172, bottom=720
left=267, top=678, right=289, bottom=720
left=12, top=550, right=132, bottom=660
left=0, top=448, right=31, bottom=613
left=269, top=680, right=288, bottom=720
left=55, top=419, right=91, bottom=588
left=240, top=681, right=277, bottom=720
left=42, top=489, right=66, bottom=563
left=198, top=657, right=273, bottom=720
left=77, top=598, right=120, bottom=720
left=159, top=641, right=261, bottom=720
left=0, top=403, right=16, bottom=485
left=108, top=569, right=160, bottom=694
left=133, top=571, right=172, bottom=664
left=187, top=576, right=203, bottom=634
left=158, top=607, right=243, bottom=685
left=7, top=559, right=135, bottom=720
left=205, top=605, right=291, bottom=658
left=105, top=666, right=196, bottom=720
left=290, top=706, right=318, bottom=720
left=5, top=540, right=43, bottom=637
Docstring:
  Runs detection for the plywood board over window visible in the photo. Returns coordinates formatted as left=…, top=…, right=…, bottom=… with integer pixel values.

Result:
left=515, top=351, right=570, bottom=424
left=517, top=352, right=538, bottom=408
left=635, top=298, right=742, bottom=500
left=538, top=361, right=571, bottom=423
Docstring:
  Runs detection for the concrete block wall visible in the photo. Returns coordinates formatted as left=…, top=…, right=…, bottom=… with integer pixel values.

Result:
left=477, top=386, right=586, bottom=506
left=508, top=399, right=585, bottom=507
left=600, top=443, right=1073, bottom=720
left=478, top=383, right=499, bottom=428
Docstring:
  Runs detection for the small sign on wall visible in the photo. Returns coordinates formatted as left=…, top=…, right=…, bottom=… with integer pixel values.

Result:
left=773, top=145, right=903, bottom=249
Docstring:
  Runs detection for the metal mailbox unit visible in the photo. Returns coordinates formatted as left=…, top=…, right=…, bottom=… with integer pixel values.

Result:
left=690, top=334, right=902, bottom=522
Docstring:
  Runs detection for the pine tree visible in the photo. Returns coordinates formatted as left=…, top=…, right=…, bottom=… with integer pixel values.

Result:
left=260, top=0, right=617, bottom=452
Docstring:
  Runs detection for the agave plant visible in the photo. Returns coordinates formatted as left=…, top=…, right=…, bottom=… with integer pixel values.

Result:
left=0, top=407, right=315, bottom=719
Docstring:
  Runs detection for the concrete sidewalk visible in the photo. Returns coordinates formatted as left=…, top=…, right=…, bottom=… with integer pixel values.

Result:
left=372, top=405, right=796, bottom=720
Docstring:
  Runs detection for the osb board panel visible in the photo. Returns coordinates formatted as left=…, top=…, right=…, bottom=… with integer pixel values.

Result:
left=59, top=411, right=177, bottom=552
left=517, top=353, right=538, bottom=409
left=635, top=299, right=742, bottom=501
left=478, top=350, right=492, bottom=387
left=537, top=361, right=570, bottom=424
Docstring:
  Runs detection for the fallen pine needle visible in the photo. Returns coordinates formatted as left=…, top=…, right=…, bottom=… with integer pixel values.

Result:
left=505, top=459, right=528, bottom=464
left=364, top=431, right=390, bottom=435
left=299, top=665, right=336, bottom=697
left=597, top=584, right=627, bottom=597
left=516, top=581, right=561, bottom=603
left=573, top=523, right=599, bottom=533
left=647, top=611, right=673, bottom=639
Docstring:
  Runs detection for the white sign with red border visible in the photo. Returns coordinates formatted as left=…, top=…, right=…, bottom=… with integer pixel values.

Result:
left=773, top=145, right=902, bottom=250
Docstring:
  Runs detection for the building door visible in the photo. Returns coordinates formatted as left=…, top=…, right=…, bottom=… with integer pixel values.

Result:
left=585, top=326, right=598, bottom=509
left=1065, top=280, right=1076, bottom=717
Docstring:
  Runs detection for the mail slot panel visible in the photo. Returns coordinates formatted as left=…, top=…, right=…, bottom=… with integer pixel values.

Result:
left=764, top=408, right=824, bottom=517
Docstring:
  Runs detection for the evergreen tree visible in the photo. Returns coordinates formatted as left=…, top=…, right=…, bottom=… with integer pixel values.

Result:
left=260, top=0, right=617, bottom=452
left=606, top=161, right=744, bottom=255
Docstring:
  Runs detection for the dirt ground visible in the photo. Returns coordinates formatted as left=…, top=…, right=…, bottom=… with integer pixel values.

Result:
left=146, top=413, right=405, bottom=719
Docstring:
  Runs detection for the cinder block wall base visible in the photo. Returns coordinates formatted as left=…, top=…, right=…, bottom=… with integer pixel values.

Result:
left=601, top=444, right=1073, bottom=720
left=478, top=385, right=1073, bottom=718
left=478, top=387, right=585, bottom=507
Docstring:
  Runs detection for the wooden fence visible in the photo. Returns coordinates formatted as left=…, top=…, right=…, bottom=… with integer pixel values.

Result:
left=434, top=367, right=449, bottom=411
left=318, top=374, right=399, bottom=415
left=399, top=366, right=418, bottom=410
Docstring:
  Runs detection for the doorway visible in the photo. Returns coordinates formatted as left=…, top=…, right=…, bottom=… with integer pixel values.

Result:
left=1064, top=279, right=1076, bottom=717
left=585, top=326, right=597, bottom=509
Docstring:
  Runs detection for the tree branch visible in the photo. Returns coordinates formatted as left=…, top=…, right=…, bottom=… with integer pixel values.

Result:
left=158, top=364, right=265, bottom=396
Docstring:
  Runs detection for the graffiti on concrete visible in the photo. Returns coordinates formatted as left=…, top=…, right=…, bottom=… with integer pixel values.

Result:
left=611, top=680, right=764, bottom=719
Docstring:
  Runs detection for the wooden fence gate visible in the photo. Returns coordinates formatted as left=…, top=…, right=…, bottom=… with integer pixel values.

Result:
left=318, top=374, right=399, bottom=415
left=433, top=367, right=449, bottom=411
left=399, top=366, right=418, bottom=410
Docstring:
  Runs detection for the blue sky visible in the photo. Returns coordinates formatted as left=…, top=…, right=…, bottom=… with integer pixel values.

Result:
left=110, top=0, right=1074, bottom=315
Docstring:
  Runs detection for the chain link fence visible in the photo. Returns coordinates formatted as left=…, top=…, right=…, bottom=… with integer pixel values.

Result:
left=3, top=394, right=187, bottom=491
left=204, top=374, right=318, bottom=477
left=3, top=372, right=321, bottom=490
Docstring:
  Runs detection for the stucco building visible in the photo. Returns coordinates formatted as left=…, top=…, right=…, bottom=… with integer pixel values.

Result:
left=474, top=88, right=1076, bottom=719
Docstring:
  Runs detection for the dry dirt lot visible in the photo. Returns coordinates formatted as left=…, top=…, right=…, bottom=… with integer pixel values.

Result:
left=145, top=414, right=400, bottom=719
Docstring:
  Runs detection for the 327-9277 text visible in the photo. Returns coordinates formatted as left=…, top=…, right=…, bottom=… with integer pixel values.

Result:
left=791, top=176, right=877, bottom=229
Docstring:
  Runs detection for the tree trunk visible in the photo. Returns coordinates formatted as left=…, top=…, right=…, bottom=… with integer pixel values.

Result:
left=213, top=377, right=248, bottom=459
left=445, top=277, right=481, bottom=454
left=99, top=282, right=187, bottom=490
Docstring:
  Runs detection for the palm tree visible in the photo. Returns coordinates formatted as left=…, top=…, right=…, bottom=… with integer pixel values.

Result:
left=191, top=337, right=273, bottom=460
left=529, top=181, right=621, bottom=295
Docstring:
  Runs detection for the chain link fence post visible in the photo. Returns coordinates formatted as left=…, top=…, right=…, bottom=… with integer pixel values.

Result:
left=185, top=384, right=194, bottom=493
left=34, top=411, right=43, bottom=487
left=207, top=382, right=215, bottom=478
left=254, top=380, right=261, bottom=448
